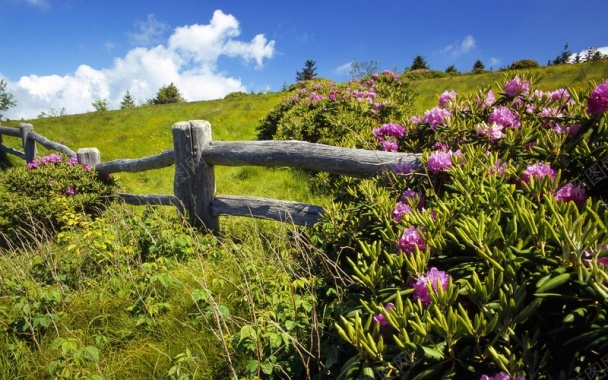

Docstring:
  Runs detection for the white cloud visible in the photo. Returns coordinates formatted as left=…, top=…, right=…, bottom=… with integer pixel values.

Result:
left=128, top=14, right=169, bottom=47
left=570, top=46, right=608, bottom=62
left=4, top=10, right=275, bottom=119
left=17, top=0, right=49, bottom=8
left=441, top=35, right=476, bottom=56
left=334, top=62, right=352, bottom=75
left=489, top=57, right=501, bottom=69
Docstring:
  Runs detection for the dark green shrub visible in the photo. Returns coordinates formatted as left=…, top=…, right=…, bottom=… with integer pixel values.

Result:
left=508, top=59, right=540, bottom=70
left=0, top=153, right=117, bottom=247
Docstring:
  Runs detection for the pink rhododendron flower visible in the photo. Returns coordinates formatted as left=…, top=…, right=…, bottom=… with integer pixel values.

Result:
left=410, top=115, right=422, bottom=124
left=480, top=372, right=525, bottom=380
left=477, top=122, right=505, bottom=143
left=482, top=90, right=495, bottom=107
left=26, top=161, right=39, bottom=169
left=373, top=123, right=406, bottom=140
left=587, top=79, right=608, bottom=114
left=489, top=159, right=508, bottom=175
left=398, top=226, right=426, bottom=254
left=413, top=267, right=449, bottom=307
left=439, top=90, right=457, bottom=107
left=433, top=141, right=449, bottom=151
left=488, top=106, right=521, bottom=129
left=373, top=303, right=395, bottom=329
left=393, top=162, right=415, bottom=176
left=555, top=183, right=587, bottom=206
left=392, top=202, right=412, bottom=222
left=549, top=88, right=572, bottom=104
left=521, top=162, right=556, bottom=185
left=65, top=187, right=76, bottom=196
left=504, top=76, right=530, bottom=97
left=423, top=106, right=452, bottom=129
left=382, top=140, right=398, bottom=152
left=427, top=151, right=453, bottom=173
left=41, top=153, right=63, bottom=164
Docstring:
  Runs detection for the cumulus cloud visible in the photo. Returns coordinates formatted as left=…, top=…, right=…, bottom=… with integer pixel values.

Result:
left=441, top=35, right=476, bottom=56
left=4, top=10, right=275, bottom=119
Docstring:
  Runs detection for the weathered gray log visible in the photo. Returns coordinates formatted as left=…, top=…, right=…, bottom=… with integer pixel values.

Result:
left=95, top=149, right=175, bottom=174
left=0, top=144, right=26, bottom=159
left=118, top=193, right=181, bottom=207
left=211, top=195, right=323, bottom=226
left=29, top=131, right=76, bottom=157
left=77, top=148, right=101, bottom=167
left=173, top=120, right=219, bottom=233
left=203, top=141, right=421, bottom=178
left=19, top=123, right=37, bottom=163
left=0, top=126, right=21, bottom=137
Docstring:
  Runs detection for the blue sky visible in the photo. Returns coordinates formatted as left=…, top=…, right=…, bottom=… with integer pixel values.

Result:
left=1, top=0, right=607, bottom=119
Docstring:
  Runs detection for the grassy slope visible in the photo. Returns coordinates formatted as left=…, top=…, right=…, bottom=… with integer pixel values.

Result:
left=411, top=59, right=608, bottom=112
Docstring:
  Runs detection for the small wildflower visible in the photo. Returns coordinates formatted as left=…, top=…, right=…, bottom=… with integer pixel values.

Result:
left=66, top=187, right=76, bottom=196
left=398, top=226, right=425, bottom=254
left=587, top=79, right=608, bottom=114
left=439, top=90, right=456, bottom=107
left=427, top=151, right=453, bottom=174
left=373, top=303, right=395, bottom=329
left=555, top=183, right=587, bottom=206
left=504, top=76, right=530, bottom=97
left=488, top=106, right=521, bottom=129
left=423, top=106, right=452, bottom=129
left=413, top=267, right=449, bottom=307
left=521, top=162, right=556, bottom=185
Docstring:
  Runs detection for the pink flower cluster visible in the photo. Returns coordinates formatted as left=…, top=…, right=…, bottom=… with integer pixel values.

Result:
left=427, top=150, right=461, bottom=174
left=555, top=183, right=587, bottom=206
left=488, top=106, right=521, bottom=129
left=392, top=189, right=424, bottom=222
left=398, top=226, right=426, bottom=254
left=480, top=372, right=525, bottom=380
left=373, top=123, right=406, bottom=140
left=587, top=79, right=608, bottom=114
left=27, top=153, right=73, bottom=169
left=504, top=76, right=530, bottom=97
left=372, top=303, right=395, bottom=329
left=423, top=106, right=452, bottom=129
left=412, top=267, right=449, bottom=307
left=477, top=122, right=505, bottom=143
left=520, top=162, right=556, bottom=185
left=439, top=90, right=457, bottom=107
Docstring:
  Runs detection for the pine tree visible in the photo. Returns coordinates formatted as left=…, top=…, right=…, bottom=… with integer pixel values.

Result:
left=120, top=91, right=137, bottom=109
left=295, top=60, right=317, bottom=82
left=150, top=83, right=185, bottom=105
left=472, top=59, right=485, bottom=73
left=410, top=55, right=429, bottom=70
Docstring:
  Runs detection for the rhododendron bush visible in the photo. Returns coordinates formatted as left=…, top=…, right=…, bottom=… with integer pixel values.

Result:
left=314, top=75, right=608, bottom=378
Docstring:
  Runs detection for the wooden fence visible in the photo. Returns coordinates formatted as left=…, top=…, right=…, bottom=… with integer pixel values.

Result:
left=0, top=120, right=421, bottom=234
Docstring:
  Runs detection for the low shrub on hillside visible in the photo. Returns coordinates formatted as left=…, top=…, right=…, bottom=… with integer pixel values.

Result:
left=312, top=75, right=608, bottom=378
left=0, top=153, right=116, bottom=247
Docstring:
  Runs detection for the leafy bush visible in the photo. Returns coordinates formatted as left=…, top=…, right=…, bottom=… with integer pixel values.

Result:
left=256, top=72, right=417, bottom=196
left=508, top=59, right=540, bottom=70
left=0, top=153, right=116, bottom=247
left=313, top=75, right=608, bottom=378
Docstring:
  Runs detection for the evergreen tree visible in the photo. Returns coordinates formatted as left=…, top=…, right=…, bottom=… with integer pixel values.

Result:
left=472, top=59, right=485, bottom=73
left=410, top=55, right=429, bottom=70
left=295, top=60, right=317, bottom=82
left=0, top=79, right=16, bottom=120
left=445, top=65, right=458, bottom=74
left=150, top=83, right=186, bottom=105
left=120, top=91, right=137, bottom=109
left=91, top=98, right=109, bottom=112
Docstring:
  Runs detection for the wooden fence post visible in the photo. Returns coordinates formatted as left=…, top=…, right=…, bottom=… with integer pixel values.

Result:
left=172, top=120, right=219, bottom=234
left=77, top=148, right=101, bottom=167
left=19, top=123, right=37, bottom=163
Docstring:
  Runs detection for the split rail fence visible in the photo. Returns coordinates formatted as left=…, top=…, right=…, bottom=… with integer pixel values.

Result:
left=0, top=121, right=421, bottom=234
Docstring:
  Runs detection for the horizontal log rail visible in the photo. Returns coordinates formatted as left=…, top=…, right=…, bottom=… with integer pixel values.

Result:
left=1, top=120, right=422, bottom=233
